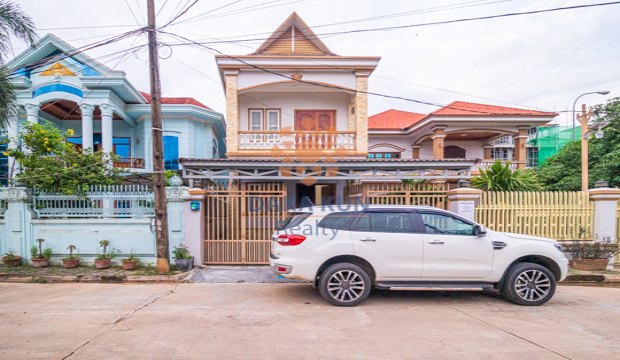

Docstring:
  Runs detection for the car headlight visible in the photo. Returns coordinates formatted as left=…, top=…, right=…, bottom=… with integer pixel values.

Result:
left=554, top=243, right=563, bottom=252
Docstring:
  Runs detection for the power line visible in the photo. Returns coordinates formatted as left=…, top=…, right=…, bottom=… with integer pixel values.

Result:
left=169, top=0, right=304, bottom=26
left=125, top=0, right=142, bottom=26
left=39, top=24, right=137, bottom=30
left=161, top=0, right=200, bottom=28
left=170, top=0, right=243, bottom=26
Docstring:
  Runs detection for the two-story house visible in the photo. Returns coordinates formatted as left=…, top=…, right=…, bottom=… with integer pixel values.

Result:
left=0, top=34, right=226, bottom=186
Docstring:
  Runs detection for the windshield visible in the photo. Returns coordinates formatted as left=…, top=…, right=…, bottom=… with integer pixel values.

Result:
left=277, top=212, right=311, bottom=230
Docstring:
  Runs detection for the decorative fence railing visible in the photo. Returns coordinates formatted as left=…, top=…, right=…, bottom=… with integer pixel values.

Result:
left=0, top=199, right=6, bottom=217
left=238, top=131, right=356, bottom=150
left=32, top=185, right=155, bottom=218
left=476, top=191, right=594, bottom=241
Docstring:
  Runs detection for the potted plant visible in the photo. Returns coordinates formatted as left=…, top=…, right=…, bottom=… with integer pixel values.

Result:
left=560, top=237, right=620, bottom=271
left=94, top=240, right=118, bottom=269
left=62, top=245, right=80, bottom=269
left=121, top=253, right=139, bottom=271
left=30, top=238, right=53, bottom=268
left=1, top=250, right=22, bottom=267
left=172, top=245, right=193, bottom=272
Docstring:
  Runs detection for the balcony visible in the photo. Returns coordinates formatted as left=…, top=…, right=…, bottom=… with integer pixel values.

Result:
left=238, top=131, right=356, bottom=151
left=477, top=160, right=517, bottom=171
left=113, top=157, right=145, bottom=169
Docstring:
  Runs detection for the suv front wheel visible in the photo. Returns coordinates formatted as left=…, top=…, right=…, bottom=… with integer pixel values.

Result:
left=318, top=263, right=372, bottom=307
left=502, top=262, right=557, bottom=306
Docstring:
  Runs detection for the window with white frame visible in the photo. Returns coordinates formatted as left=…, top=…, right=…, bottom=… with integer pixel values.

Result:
left=526, top=147, right=538, bottom=168
left=491, top=148, right=513, bottom=160
left=249, top=109, right=263, bottom=141
left=266, top=109, right=280, bottom=140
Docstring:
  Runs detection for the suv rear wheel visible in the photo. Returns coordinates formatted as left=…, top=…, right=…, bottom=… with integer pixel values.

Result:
left=502, top=262, right=556, bottom=306
left=318, top=263, right=371, bottom=307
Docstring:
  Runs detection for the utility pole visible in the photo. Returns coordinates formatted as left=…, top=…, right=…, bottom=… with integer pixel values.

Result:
left=577, top=104, right=592, bottom=192
left=147, top=0, right=170, bottom=274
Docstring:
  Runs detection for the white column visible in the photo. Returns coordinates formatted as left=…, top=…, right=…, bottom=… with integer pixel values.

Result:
left=184, top=188, right=206, bottom=266
left=447, top=187, right=483, bottom=222
left=24, top=103, right=39, bottom=124
left=99, top=103, right=114, bottom=154
left=6, top=113, right=19, bottom=178
left=588, top=188, right=620, bottom=243
left=79, top=103, right=95, bottom=151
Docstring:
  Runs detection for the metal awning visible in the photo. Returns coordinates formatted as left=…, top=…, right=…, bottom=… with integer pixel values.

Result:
left=179, top=158, right=479, bottom=185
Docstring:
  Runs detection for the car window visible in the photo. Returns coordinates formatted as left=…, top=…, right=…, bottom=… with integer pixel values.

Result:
left=318, top=211, right=359, bottom=231
left=419, top=213, right=474, bottom=235
left=353, top=212, right=413, bottom=233
left=278, top=212, right=311, bottom=230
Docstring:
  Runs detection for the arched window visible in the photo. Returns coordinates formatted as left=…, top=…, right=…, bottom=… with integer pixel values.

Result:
left=444, top=145, right=466, bottom=158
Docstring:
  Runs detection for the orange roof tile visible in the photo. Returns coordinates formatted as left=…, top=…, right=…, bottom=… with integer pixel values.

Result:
left=430, top=101, right=557, bottom=117
left=140, top=91, right=212, bottom=110
left=368, top=109, right=427, bottom=130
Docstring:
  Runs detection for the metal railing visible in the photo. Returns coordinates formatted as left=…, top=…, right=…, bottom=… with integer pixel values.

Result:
left=33, top=185, right=154, bottom=218
left=238, top=131, right=356, bottom=150
left=491, top=136, right=514, bottom=146
left=0, top=199, right=6, bottom=217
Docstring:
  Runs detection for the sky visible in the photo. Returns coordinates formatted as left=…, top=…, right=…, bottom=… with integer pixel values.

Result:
left=10, top=0, right=620, bottom=126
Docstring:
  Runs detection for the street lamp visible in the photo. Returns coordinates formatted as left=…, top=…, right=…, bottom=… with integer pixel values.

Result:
left=572, top=91, right=610, bottom=141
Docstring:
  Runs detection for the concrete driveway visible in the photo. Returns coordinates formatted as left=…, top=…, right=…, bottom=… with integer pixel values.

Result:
left=1, top=283, right=619, bottom=360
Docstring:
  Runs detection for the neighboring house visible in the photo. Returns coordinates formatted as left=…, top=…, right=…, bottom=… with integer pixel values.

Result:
left=368, top=102, right=558, bottom=172
left=0, top=34, right=225, bottom=185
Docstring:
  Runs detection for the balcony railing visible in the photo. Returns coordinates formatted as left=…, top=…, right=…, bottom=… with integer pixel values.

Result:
left=238, top=131, right=356, bottom=150
left=478, top=160, right=518, bottom=171
left=113, top=157, right=145, bottom=169
left=492, top=137, right=514, bottom=146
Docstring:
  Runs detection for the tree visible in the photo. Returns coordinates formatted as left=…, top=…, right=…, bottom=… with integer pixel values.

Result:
left=2, top=123, right=124, bottom=194
left=0, top=1, right=37, bottom=128
left=538, top=97, right=620, bottom=190
left=471, top=160, right=543, bottom=191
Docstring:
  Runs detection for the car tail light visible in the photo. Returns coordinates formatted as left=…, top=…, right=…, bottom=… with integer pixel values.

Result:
left=277, top=234, right=306, bottom=246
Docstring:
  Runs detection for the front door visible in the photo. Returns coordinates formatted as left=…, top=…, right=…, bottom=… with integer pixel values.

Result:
left=294, top=110, right=336, bottom=149
left=416, top=211, right=494, bottom=279
left=350, top=211, right=423, bottom=280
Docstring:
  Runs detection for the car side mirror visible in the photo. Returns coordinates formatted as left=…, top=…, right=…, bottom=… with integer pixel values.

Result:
left=474, top=224, right=487, bottom=237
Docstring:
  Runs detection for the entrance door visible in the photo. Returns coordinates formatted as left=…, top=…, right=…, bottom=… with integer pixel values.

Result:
left=350, top=211, right=423, bottom=280
left=294, top=110, right=336, bottom=149
left=415, top=211, right=493, bottom=279
left=295, top=183, right=336, bottom=207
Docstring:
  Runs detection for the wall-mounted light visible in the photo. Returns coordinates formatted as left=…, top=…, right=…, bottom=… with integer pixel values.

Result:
left=136, top=138, right=140, bottom=143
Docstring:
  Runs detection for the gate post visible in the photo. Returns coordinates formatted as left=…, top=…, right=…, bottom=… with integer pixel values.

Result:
left=587, top=186, right=620, bottom=243
left=447, top=187, right=483, bottom=222
left=0, top=187, right=34, bottom=262
left=184, top=188, right=206, bottom=266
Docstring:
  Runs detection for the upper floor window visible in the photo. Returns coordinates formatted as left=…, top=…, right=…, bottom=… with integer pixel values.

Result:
left=368, top=152, right=401, bottom=159
left=491, top=148, right=513, bottom=160
left=0, top=138, right=7, bottom=186
left=113, top=137, right=131, bottom=158
left=526, top=147, right=538, bottom=168
left=249, top=109, right=263, bottom=132
left=163, top=135, right=179, bottom=170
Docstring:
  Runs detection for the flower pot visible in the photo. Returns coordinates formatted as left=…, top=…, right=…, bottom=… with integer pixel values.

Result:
left=31, top=258, right=50, bottom=268
left=571, top=258, right=609, bottom=271
left=62, top=258, right=80, bottom=269
left=1, top=256, right=22, bottom=267
left=94, top=259, right=111, bottom=269
left=175, top=257, right=194, bottom=272
left=122, top=259, right=139, bottom=271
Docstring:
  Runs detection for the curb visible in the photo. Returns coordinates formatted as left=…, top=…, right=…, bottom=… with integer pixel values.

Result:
left=560, top=274, right=620, bottom=284
left=0, top=269, right=198, bottom=284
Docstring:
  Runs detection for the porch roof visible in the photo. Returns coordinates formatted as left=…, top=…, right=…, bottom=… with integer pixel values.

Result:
left=179, top=157, right=480, bottom=182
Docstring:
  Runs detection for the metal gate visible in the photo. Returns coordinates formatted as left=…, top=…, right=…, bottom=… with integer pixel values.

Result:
left=204, top=182, right=286, bottom=264
left=345, top=182, right=448, bottom=209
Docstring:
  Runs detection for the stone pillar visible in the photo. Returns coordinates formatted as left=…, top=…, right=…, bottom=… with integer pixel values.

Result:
left=0, top=188, right=34, bottom=262
left=447, top=187, right=483, bottom=222
left=355, top=71, right=370, bottom=155
left=348, top=94, right=356, bottom=131
left=183, top=188, right=206, bottom=266
left=512, top=127, right=529, bottom=169
left=224, top=70, right=239, bottom=155
left=99, top=103, right=114, bottom=154
left=588, top=187, right=620, bottom=243
left=24, top=103, right=39, bottom=124
left=6, top=113, right=19, bottom=178
left=166, top=186, right=190, bottom=262
left=431, top=126, right=446, bottom=159
left=79, top=103, right=95, bottom=150
left=411, top=145, right=421, bottom=159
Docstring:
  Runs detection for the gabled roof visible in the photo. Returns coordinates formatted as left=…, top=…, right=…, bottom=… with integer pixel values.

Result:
left=252, top=12, right=334, bottom=56
left=139, top=91, right=212, bottom=110
left=430, top=101, right=558, bottom=117
left=368, top=109, right=426, bottom=130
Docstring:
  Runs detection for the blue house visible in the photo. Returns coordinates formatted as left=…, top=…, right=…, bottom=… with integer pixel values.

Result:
left=0, top=34, right=225, bottom=184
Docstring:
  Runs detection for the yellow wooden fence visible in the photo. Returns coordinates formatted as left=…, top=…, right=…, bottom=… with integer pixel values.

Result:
left=476, top=191, right=594, bottom=240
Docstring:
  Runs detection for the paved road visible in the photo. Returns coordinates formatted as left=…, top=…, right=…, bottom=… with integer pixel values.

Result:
left=1, top=283, right=619, bottom=360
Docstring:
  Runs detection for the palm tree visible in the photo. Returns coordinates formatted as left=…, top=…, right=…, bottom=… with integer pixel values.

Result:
left=0, top=1, right=37, bottom=128
left=471, top=159, right=543, bottom=191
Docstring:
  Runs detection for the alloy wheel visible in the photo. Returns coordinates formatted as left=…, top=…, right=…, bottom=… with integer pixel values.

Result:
left=327, top=270, right=365, bottom=302
left=514, top=269, right=551, bottom=301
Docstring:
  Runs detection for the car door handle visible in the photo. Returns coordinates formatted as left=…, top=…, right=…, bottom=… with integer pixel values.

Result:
left=360, top=237, right=376, bottom=242
left=428, top=240, right=444, bottom=245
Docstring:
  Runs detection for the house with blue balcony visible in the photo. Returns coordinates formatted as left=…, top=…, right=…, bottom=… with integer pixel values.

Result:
left=0, top=34, right=225, bottom=185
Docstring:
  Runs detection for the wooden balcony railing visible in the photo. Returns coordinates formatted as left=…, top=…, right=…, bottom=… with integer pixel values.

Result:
left=238, top=131, right=356, bottom=150
left=113, top=157, right=145, bottom=169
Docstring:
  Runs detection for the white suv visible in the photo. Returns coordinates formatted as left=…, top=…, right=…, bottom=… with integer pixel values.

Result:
left=270, top=205, right=568, bottom=307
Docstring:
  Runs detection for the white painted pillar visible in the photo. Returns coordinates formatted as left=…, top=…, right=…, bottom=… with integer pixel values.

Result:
left=6, top=113, right=19, bottom=178
left=184, top=188, right=206, bottom=266
left=24, top=103, right=39, bottom=124
left=79, top=103, right=95, bottom=151
left=447, top=187, right=483, bottom=222
left=99, top=103, right=114, bottom=154
left=587, top=187, right=620, bottom=243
